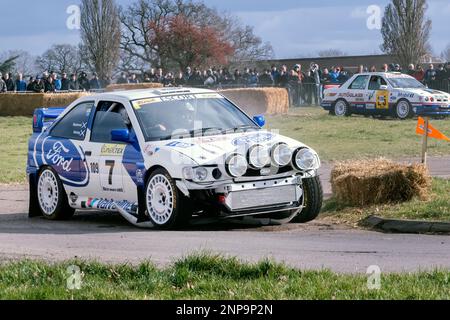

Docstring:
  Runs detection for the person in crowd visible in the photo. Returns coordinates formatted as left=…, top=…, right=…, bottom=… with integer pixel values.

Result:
left=357, top=65, right=364, bottom=74
left=413, top=65, right=425, bottom=82
left=436, top=64, right=447, bottom=81
left=183, top=67, right=192, bottom=83
left=78, top=72, right=90, bottom=91
left=188, top=69, right=204, bottom=86
left=175, top=71, right=186, bottom=87
left=381, top=64, right=389, bottom=72
left=29, top=76, right=45, bottom=93
left=26, top=77, right=34, bottom=91
left=248, top=69, right=259, bottom=87
left=68, top=74, right=80, bottom=91
left=221, top=68, right=233, bottom=84
left=321, top=68, right=330, bottom=83
left=44, top=76, right=56, bottom=93
left=203, top=69, right=217, bottom=87
left=393, top=64, right=402, bottom=72
left=271, top=65, right=280, bottom=85
left=242, top=68, right=251, bottom=85
left=278, top=65, right=289, bottom=87
left=49, top=71, right=61, bottom=90
left=156, top=68, right=164, bottom=83
left=329, top=66, right=341, bottom=83
left=337, top=66, right=349, bottom=82
left=0, top=72, right=7, bottom=92
left=163, top=72, right=175, bottom=87
left=233, top=69, right=242, bottom=85
left=129, top=73, right=139, bottom=84
left=60, top=73, right=70, bottom=91
left=89, top=73, right=101, bottom=90
left=117, top=72, right=128, bottom=84
left=259, top=70, right=274, bottom=86
left=369, top=65, right=377, bottom=72
left=15, top=73, right=27, bottom=92
left=424, top=64, right=437, bottom=84
left=406, top=64, right=415, bottom=76
left=4, top=72, right=15, bottom=92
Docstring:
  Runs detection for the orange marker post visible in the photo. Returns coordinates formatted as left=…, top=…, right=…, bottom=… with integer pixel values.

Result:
left=416, top=116, right=450, bottom=165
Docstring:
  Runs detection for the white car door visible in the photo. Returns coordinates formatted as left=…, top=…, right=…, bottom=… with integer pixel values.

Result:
left=345, top=75, right=370, bottom=111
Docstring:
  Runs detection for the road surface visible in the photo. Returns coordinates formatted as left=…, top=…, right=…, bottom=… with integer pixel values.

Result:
left=0, top=157, right=449, bottom=273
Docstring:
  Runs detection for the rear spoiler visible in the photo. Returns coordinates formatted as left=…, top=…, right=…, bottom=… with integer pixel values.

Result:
left=32, top=107, right=66, bottom=133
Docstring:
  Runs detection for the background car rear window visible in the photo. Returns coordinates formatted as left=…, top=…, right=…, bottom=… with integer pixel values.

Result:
left=349, top=75, right=370, bottom=90
left=51, top=102, right=93, bottom=140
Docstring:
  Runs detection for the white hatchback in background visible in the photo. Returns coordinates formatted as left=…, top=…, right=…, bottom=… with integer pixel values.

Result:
left=321, top=72, right=450, bottom=119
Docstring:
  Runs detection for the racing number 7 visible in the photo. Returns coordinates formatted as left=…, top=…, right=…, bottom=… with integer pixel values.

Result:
left=105, top=160, right=115, bottom=185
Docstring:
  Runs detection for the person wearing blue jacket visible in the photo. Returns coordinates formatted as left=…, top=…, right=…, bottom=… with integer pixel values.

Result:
left=329, top=67, right=341, bottom=83
left=50, top=72, right=62, bottom=90
left=15, top=73, right=27, bottom=92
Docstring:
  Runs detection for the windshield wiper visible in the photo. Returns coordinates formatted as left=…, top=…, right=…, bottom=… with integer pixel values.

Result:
left=189, top=127, right=225, bottom=137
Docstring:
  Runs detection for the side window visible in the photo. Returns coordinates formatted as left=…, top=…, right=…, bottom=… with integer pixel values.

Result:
left=349, top=75, right=370, bottom=90
left=51, top=102, right=93, bottom=140
left=90, top=103, right=129, bottom=143
left=368, top=76, right=387, bottom=90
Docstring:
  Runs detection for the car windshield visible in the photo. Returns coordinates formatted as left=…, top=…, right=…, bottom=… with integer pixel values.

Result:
left=131, top=93, right=259, bottom=141
left=387, top=76, right=425, bottom=89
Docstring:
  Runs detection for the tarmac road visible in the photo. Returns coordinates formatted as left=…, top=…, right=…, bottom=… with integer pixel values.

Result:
left=0, top=157, right=449, bottom=273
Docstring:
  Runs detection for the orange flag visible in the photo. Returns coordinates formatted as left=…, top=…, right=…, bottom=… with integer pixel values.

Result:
left=416, top=117, right=450, bottom=141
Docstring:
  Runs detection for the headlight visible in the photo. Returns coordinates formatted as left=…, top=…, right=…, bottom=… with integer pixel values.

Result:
left=226, top=154, right=248, bottom=177
left=248, top=145, right=271, bottom=169
left=293, top=148, right=319, bottom=171
left=182, top=167, right=208, bottom=182
left=272, top=143, right=292, bottom=167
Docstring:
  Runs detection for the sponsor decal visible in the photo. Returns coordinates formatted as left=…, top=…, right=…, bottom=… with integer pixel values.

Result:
left=232, top=133, right=274, bottom=146
left=101, top=144, right=126, bottom=156
left=166, top=141, right=195, bottom=148
left=69, top=192, right=78, bottom=204
left=136, top=169, right=144, bottom=184
left=83, top=198, right=137, bottom=212
left=46, top=141, right=74, bottom=172
left=366, top=103, right=376, bottom=109
left=368, top=91, right=375, bottom=100
left=397, top=92, right=415, bottom=98
left=338, top=92, right=364, bottom=98
left=72, top=121, right=87, bottom=138
left=376, top=91, right=389, bottom=109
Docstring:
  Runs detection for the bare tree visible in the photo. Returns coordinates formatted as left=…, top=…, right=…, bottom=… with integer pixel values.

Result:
left=0, top=56, right=19, bottom=74
left=317, top=49, right=347, bottom=58
left=0, top=50, right=38, bottom=76
left=381, top=0, right=431, bottom=67
left=441, top=44, right=450, bottom=62
left=119, top=0, right=273, bottom=71
left=80, top=0, right=121, bottom=84
left=35, top=44, right=83, bottom=74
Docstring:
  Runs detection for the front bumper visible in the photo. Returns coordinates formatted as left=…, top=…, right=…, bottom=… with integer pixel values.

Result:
left=215, top=175, right=303, bottom=212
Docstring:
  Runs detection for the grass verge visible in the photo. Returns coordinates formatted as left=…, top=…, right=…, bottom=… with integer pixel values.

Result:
left=266, top=107, right=450, bottom=161
left=321, top=178, right=450, bottom=226
left=0, top=253, right=449, bottom=299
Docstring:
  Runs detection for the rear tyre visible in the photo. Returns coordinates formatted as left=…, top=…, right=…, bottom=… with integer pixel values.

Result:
left=332, top=99, right=351, bottom=117
left=291, top=176, right=323, bottom=223
left=37, top=167, right=75, bottom=220
left=145, top=168, right=191, bottom=229
left=394, top=99, right=413, bottom=120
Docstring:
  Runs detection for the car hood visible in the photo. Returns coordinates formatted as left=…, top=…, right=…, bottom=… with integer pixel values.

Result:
left=143, top=130, right=309, bottom=165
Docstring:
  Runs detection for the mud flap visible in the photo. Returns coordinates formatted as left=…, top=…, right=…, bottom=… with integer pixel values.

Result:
left=28, top=174, right=42, bottom=218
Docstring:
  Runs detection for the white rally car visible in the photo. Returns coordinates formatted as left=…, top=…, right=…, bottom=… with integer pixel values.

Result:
left=321, top=72, right=450, bottom=119
left=27, top=88, right=323, bottom=229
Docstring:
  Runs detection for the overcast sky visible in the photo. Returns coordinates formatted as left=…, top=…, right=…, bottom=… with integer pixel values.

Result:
left=0, top=0, right=448, bottom=58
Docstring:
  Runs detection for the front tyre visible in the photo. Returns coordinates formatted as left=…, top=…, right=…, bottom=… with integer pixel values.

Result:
left=394, top=99, right=413, bottom=120
left=291, top=176, right=323, bottom=223
left=332, top=99, right=351, bottom=117
left=37, top=167, right=74, bottom=220
left=145, top=168, right=190, bottom=229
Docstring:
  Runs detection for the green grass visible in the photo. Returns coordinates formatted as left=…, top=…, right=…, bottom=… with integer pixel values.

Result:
left=322, top=178, right=450, bottom=224
left=0, top=117, right=31, bottom=184
left=0, top=253, right=449, bottom=299
left=266, top=107, right=450, bottom=161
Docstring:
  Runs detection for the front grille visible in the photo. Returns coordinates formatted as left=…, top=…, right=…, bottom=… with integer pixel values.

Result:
left=224, top=185, right=299, bottom=211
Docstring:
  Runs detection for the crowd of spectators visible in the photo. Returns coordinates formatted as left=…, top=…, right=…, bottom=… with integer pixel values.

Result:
left=1, top=62, right=450, bottom=106
left=0, top=71, right=102, bottom=93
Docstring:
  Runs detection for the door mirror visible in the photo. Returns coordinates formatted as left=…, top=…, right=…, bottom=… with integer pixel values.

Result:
left=253, top=115, right=266, bottom=128
left=111, top=129, right=130, bottom=143
left=379, top=85, right=388, bottom=91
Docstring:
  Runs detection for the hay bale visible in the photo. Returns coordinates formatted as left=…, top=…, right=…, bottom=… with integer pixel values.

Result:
left=331, top=158, right=431, bottom=206
left=0, top=92, right=91, bottom=117
left=105, top=83, right=163, bottom=92
left=220, top=87, right=289, bottom=115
